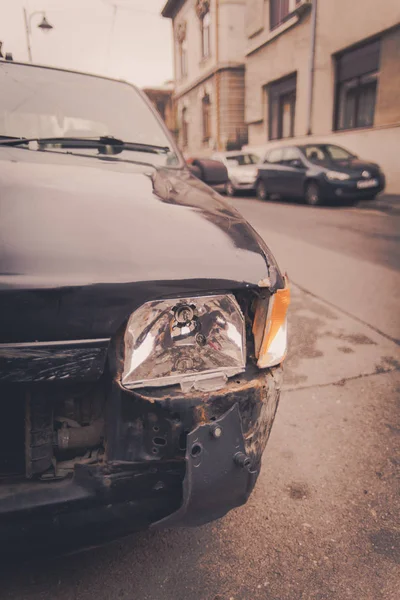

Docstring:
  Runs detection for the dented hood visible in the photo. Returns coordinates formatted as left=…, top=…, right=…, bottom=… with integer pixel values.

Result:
left=0, top=148, right=281, bottom=342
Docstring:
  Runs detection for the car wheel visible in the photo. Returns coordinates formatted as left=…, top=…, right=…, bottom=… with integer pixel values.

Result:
left=225, top=181, right=236, bottom=197
left=305, top=181, right=323, bottom=206
left=256, top=180, right=269, bottom=201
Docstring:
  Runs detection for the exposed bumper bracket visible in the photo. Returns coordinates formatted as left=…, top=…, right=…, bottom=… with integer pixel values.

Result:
left=152, top=403, right=258, bottom=528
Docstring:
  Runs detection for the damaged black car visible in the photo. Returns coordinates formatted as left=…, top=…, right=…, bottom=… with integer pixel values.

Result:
left=0, top=61, right=290, bottom=552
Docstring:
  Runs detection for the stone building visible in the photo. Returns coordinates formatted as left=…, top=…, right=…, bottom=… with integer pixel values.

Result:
left=143, top=84, right=176, bottom=136
left=162, top=0, right=248, bottom=156
left=244, top=0, right=400, bottom=192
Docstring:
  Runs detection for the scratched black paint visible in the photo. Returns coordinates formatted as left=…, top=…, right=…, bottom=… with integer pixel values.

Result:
left=0, top=340, right=109, bottom=383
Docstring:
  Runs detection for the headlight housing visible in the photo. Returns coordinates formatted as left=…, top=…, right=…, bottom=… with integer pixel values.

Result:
left=122, top=295, right=246, bottom=392
left=325, top=170, right=350, bottom=181
left=122, top=282, right=290, bottom=392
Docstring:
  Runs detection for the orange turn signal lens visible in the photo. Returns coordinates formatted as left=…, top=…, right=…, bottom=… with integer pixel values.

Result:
left=254, top=277, right=290, bottom=369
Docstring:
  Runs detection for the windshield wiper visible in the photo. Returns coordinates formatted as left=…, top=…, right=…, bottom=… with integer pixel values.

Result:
left=0, top=135, right=26, bottom=140
left=0, top=136, right=171, bottom=155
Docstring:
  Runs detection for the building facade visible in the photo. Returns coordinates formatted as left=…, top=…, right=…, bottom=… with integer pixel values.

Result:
left=244, top=0, right=400, bottom=192
left=162, top=0, right=248, bottom=156
left=143, top=84, right=176, bottom=136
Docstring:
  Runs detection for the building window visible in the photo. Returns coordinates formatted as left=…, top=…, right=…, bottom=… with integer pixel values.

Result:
left=202, top=93, right=211, bottom=142
left=179, top=40, right=188, bottom=79
left=201, top=12, right=211, bottom=58
left=196, top=0, right=211, bottom=59
left=176, top=20, right=188, bottom=80
left=268, top=73, right=297, bottom=140
left=270, top=0, right=301, bottom=30
left=335, top=39, right=380, bottom=131
left=181, top=107, right=189, bottom=148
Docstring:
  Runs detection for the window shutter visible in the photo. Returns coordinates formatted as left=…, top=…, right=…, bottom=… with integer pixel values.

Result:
left=337, top=40, right=381, bottom=82
left=269, top=73, right=297, bottom=98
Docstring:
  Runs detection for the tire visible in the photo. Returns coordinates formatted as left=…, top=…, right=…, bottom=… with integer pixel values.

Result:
left=225, top=181, right=236, bottom=197
left=305, top=181, right=323, bottom=206
left=256, top=180, right=269, bottom=201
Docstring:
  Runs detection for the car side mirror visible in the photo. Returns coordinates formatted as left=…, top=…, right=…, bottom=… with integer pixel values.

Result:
left=290, top=159, right=305, bottom=169
left=189, top=159, right=229, bottom=185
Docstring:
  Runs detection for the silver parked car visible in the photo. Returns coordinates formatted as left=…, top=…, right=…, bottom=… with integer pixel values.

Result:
left=212, top=151, right=260, bottom=196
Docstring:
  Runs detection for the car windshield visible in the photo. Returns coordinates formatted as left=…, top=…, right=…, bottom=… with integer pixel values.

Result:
left=0, top=62, right=180, bottom=168
left=301, top=144, right=355, bottom=165
left=226, top=153, right=259, bottom=167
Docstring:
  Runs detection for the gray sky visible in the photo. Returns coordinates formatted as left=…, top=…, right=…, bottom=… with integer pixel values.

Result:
left=1, top=0, right=173, bottom=87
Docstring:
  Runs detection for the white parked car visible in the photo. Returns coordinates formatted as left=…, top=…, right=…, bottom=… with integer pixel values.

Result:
left=212, top=151, right=260, bottom=196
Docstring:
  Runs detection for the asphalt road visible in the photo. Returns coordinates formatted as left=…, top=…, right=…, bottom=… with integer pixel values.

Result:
left=1, top=195, right=399, bottom=600
left=228, top=194, right=400, bottom=342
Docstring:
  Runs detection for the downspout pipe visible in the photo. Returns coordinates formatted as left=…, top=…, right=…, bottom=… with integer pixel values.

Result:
left=306, top=0, right=318, bottom=136
left=215, top=0, right=221, bottom=150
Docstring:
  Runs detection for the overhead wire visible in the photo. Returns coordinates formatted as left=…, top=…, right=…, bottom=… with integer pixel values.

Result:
left=98, top=0, right=161, bottom=16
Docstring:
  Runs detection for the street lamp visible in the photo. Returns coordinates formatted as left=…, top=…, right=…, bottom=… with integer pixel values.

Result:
left=23, top=9, right=54, bottom=63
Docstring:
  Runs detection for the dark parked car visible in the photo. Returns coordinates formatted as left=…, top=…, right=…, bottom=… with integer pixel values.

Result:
left=0, top=61, right=290, bottom=552
left=256, top=144, right=386, bottom=206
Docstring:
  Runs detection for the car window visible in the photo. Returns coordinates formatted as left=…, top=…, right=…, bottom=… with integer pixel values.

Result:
left=282, top=147, right=302, bottom=161
left=226, top=153, right=259, bottom=166
left=326, top=145, right=354, bottom=160
left=301, top=144, right=355, bottom=165
left=265, top=149, right=283, bottom=164
left=0, top=62, right=180, bottom=168
left=303, top=146, right=326, bottom=162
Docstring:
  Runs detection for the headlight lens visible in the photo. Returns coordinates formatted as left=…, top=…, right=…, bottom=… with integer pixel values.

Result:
left=253, top=278, right=290, bottom=369
left=326, top=170, right=350, bottom=181
left=122, top=295, right=246, bottom=391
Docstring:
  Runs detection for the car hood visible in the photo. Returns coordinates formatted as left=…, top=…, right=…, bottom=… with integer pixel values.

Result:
left=228, top=165, right=258, bottom=178
left=0, top=148, right=280, bottom=342
left=321, top=158, right=381, bottom=176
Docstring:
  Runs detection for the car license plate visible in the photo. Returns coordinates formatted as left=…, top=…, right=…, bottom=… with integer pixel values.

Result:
left=357, top=179, right=378, bottom=189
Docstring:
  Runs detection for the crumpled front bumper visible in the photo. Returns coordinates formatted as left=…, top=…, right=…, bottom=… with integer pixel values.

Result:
left=154, top=403, right=258, bottom=528
left=0, top=366, right=282, bottom=552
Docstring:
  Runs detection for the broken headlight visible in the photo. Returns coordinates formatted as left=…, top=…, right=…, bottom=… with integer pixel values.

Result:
left=122, top=295, right=246, bottom=391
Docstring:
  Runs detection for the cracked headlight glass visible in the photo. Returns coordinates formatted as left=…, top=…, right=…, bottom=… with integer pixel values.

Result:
left=122, top=295, right=246, bottom=391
